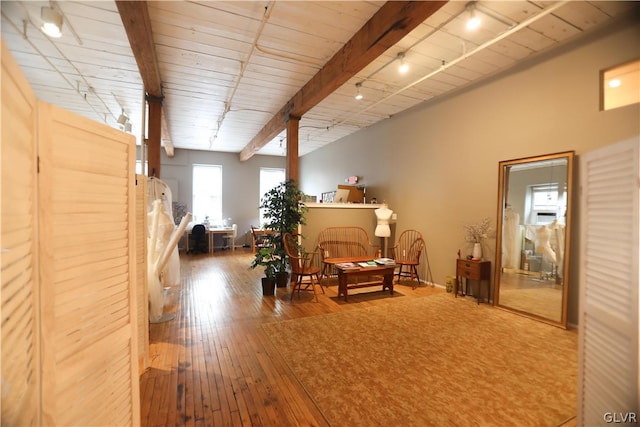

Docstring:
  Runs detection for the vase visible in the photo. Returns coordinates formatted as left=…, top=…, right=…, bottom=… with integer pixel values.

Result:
left=472, top=242, right=482, bottom=259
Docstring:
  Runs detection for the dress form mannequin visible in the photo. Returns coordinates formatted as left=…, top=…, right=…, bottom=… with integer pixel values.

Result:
left=375, top=202, right=393, bottom=256
left=375, top=202, right=392, bottom=237
left=535, top=224, right=557, bottom=264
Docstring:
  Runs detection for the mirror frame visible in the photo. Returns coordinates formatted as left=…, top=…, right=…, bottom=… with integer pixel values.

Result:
left=493, top=151, right=574, bottom=329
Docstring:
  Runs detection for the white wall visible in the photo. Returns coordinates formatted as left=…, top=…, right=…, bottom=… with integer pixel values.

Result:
left=158, top=149, right=285, bottom=246
left=299, top=15, right=640, bottom=325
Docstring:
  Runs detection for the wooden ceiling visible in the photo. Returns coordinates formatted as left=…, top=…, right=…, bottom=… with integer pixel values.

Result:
left=1, top=1, right=637, bottom=159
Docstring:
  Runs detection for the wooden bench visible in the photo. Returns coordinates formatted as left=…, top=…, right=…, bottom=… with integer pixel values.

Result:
left=316, top=226, right=379, bottom=280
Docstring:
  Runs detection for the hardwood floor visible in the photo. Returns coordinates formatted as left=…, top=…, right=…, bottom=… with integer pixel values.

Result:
left=140, top=249, right=442, bottom=426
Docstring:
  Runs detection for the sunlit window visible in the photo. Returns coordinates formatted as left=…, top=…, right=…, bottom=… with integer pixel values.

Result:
left=192, top=164, right=222, bottom=224
left=529, top=183, right=566, bottom=225
left=259, top=168, right=285, bottom=226
left=602, top=59, right=640, bottom=111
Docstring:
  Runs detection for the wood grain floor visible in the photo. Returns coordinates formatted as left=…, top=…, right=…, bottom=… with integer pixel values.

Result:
left=140, top=249, right=443, bottom=427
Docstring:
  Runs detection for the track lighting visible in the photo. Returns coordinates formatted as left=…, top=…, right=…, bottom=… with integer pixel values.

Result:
left=355, top=82, right=363, bottom=100
left=40, top=7, right=63, bottom=38
left=466, top=2, right=481, bottom=30
left=117, top=109, right=128, bottom=125
left=397, top=52, right=409, bottom=74
left=124, top=122, right=132, bottom=133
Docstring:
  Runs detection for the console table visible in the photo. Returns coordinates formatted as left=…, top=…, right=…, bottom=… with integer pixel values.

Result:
left=455, top=259, right=491, bottom=304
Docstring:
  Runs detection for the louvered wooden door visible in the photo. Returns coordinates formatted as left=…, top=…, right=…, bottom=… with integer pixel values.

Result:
left=578, top=138, right=639, bottom=424
left=37, top=102, right=140, bottom=425
left=1, top=40, right=40, bottom=427
left=3, top=39, right=141, bottom=426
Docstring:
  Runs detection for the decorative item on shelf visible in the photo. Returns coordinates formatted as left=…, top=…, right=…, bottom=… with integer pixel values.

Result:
left=464, top=217, right=493, bottom=260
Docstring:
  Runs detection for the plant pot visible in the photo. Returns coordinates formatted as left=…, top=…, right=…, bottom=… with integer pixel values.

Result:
left=275, top=271, right=289, bottom=288
left=261, top=277, right=276, bottom=296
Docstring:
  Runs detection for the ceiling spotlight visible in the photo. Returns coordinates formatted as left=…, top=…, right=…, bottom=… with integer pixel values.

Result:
left=465, top=2, right=481, bottom=30
left=397, top=52, right=409, bottom=74
left=117, top=109, right=128, bottom=125
left=355, top=82, right=363, bottom=100
left=41, top=7, right=63, bottom=38
left=124, top=121, right=132, bottom=133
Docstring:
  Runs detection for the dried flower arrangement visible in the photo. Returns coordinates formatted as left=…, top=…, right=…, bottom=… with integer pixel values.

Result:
left=464, top=217, right=493, bottom=243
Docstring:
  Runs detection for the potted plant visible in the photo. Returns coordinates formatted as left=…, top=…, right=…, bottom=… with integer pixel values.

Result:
left=250, top=179, right=308, bottom=292
left=250, top=246, right=279, bottom=295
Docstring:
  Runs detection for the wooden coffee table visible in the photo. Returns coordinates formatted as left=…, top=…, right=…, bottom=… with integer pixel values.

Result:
left=336, top=264, right=395, bottom=302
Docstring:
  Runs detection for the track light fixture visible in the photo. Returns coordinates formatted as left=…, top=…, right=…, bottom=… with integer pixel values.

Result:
left=124, top=122, right=132, bottom=133
left=40, top=6, right=63, bottom=38
left=466, top=2, right=481, bottom=30
left=117, top=109, right=128, bottom=125
left=354, top=82, right=363, bottom=100
left=397, top=52, right=409, bottom=74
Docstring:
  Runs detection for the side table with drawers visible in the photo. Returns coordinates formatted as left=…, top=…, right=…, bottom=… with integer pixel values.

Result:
left=455, top=259, right=491, bottom=304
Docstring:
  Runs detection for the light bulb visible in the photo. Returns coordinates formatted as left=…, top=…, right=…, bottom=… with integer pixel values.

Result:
left=41, top=7, right=63, bottom=38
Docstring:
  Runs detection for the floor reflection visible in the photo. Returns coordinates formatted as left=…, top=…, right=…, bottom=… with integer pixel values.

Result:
left=499, top=271, right=562, bottom=322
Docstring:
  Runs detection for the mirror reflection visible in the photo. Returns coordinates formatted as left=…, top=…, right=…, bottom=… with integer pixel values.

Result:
left=494, top=152, right=574, bottom=328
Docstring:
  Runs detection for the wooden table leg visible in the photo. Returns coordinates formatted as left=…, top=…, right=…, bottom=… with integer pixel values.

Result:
left=337, top=272, right=348, bottom=301
left=382, top=271, right=394, bottom=295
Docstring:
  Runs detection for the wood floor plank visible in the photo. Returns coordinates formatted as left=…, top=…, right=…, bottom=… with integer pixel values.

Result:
left=140, top=250, right=442, bottom=426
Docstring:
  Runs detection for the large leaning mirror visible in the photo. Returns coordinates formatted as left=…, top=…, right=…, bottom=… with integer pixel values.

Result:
left=493, top=151, right=574, bottom=329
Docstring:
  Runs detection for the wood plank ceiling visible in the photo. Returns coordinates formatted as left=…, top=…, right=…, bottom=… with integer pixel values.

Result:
left=1, top=1, right=637, bottom=159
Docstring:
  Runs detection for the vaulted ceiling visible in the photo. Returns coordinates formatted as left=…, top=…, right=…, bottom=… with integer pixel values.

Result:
left=2, top=1, right=637, bottom=159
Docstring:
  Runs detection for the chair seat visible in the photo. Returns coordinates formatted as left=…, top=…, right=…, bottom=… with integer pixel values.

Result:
left=300, top=266, right=321, bottom=275
left=396, top=260, right=419, bottom=266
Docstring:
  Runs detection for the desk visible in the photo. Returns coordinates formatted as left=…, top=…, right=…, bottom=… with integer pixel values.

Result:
left=335, top=262, right=395, bottom=302
left=186, top=226, right=234, bottom=253
left=251, top=229, right=278, bottom=253
left=455, top=259, right=491, bottom=304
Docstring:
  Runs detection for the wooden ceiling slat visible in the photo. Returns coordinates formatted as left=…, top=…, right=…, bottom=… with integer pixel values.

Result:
left=239, top=0, right=448, bottom=161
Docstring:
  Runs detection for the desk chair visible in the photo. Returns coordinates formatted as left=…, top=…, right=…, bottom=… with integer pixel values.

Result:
left=222, top=224, right=237, bottom=252
left=188, top=224, right=208, bottom=254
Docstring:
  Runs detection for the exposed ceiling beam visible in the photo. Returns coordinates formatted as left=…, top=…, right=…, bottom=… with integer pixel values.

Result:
left=239, top=0, right=447, bottom=161
left=116, top=0, right=175, bottom=157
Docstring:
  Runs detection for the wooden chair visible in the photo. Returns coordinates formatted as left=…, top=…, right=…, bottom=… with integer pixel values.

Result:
left=316, top=226, right=379, bottom=280
left=222, top=224, right=237, bottom=252
left=250, top=225, right=272, bottom=252
left=283, top=233, right=324, bottom=302
left=389, top=229, right=431, bottom=289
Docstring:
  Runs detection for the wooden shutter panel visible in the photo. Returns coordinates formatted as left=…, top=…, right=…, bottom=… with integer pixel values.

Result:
left=578, top=138, right=639, bottom=424
left=37, top=102, right=140, bottom=426
left=136, top=174, right=149, bottom=373
left=1, top=41, right=40, bottom=427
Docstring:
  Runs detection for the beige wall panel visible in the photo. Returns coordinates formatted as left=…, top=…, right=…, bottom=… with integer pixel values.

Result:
left=37, top=101, right=140, bottom=426
left=1, top=41, right=40, bottom=427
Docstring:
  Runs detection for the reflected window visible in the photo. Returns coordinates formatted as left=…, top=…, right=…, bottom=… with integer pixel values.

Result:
left=602, top=59, right=640, bottom=111
left=528, top=183, right=567, bottom=225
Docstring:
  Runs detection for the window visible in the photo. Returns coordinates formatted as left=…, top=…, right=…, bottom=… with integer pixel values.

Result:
left=259, top=168, right=285, bottom=225
left=528, top=183, right=567, bottom=225
left=601, top=58, right=640, bottom=111
left=135, top=160, right=146, bottom=175
left=192, top=164, right=222, bottom=224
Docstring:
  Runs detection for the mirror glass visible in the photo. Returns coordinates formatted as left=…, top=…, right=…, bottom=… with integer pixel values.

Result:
left=493, top=151, right=574, bottom=328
